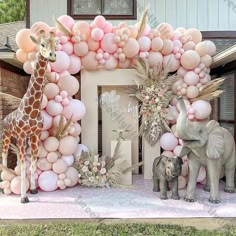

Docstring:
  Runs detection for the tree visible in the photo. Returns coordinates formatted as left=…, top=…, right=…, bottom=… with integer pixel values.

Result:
left=0, top=0, right=25, bottom=23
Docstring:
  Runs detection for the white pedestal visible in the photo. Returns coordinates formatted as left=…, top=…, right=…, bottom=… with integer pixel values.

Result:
left=111, top=140, right=132, bottom=185
left=142, top=139, right=160, bottom=179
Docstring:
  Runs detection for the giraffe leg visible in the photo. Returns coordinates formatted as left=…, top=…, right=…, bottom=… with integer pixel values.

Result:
left=30, top=135, right=39, bottom=194
left=18, top=139, right=29, bottom=203
left=1, top=129, right=11, bottom=167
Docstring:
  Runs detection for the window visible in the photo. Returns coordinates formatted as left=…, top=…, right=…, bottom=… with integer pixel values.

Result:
left=218, top=72, right=236, bottom=138
left=67, top=0, right=137, bottom=20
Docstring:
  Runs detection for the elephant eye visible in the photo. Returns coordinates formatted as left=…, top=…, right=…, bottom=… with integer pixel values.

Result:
left=199, top=129, right=203, bottom=134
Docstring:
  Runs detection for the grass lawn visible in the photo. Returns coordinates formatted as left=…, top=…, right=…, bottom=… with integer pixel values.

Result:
left=0, top=223, right=236, bottom=236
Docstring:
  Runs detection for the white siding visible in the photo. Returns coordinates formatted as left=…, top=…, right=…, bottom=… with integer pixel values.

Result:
left=30, top=0, right=236, bottom=30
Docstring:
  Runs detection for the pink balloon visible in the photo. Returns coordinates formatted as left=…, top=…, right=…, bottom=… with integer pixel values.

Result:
left=191, top=100, right=212, bottom=120
left=156, top=23, right=174, bottom=39
left=81, top=51, right=98, bottom=70
left=184, top=71, right=200, bottom=86
left=38, top=171, right=58, bottom=192
left=72, top=21, right=91, bottom=40
left=160, top=132, right=178, bottom=151
left=60, top=36, right=68, bottom=44
left=59, top=70, right=70, bottom=78
left=47, top=152, right=58, bottom=163
left=31, top=21, right=50, bottom=36
left=138, top=36, right=151, bottom=51
left=197, top=166, right=206, bottom=182
left=16, top=29, right=36, bottom=53
left=103, top=22, right=113, bottom=33
left=177, top=67, right=188, bottom=77
left=62, top=98, right=70, bottom=106
left=60, top=90, right=68, bottom=98
left=53, top=115, right=67, bottom=127
left=41, top=110, right=53, bottom=130
left=104, top=55, right=118, bottom=70
left=59, top=135, right=78, bottom=155
left=161, top=39, right=174, bottom=55
left=163, top=54, right=180, bottom=72
left=204, top=40, right=216, bottom=56
left=46, top=100, right=63, bottom=116
left=41, top=94, right=48, bottom=109
left=173, top=40, right=182, bottom=48
left=87, top=38, right=99, bottom=51
left=71, top=123, right=82, bottom=136
left=173, top=145, right=183, bottom=156
left=44, top=136, right=60, bottom=152
left=74, top=42, right=89, bottom=57
left=61, top=155, right=74, bottom=166
left=151, top=37, right=163, bottom=51
left=65, top=167, right=79, bottom=187
left=201, top=55, right=212, bottom=67
left=186, top=86, right=199, bottom=99
left=200, top=74, right=211, bottom=85
left=55, top=95, right=63, bottom=103
left=186, top=28, right=202, bottom=44
left=91, top=27, right=104, bottom=41
left=183, top=41, right=196, bottom=51
left=67, top=54, right=81, bottom=75
left=94, top=15, right=106, bottom=28
left=181, top=50, right=200, bottom=70
left=47, top=72, right=59, bottom=83
left=44, top=83, right=60, bottom=99
left=10, top=176, right=30, bottom=195
left=101, top=33, right=118, bottom=54
left=53, top=159, right=68, bottom=174
left=40, top=130, right=49, bottom=141
left=168, top=106, right=179, bottom=123
left=119, top=59, right=131, bottom=69
left=63, top=99, right=86, bottom=121
left=50, top=51, right=70, bottom=73
left=147, top=51, right=163, bottom=67
left=57, top=15, right=75, bottom=30
left=195, top=42, right=208, bottom=57
left=62, top=42, right=73, bottom=55
left=23, top=61, right=34, bottom=74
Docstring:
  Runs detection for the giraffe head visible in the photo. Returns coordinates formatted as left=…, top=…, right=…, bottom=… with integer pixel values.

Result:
left=30, top=30, right=56, bottom=62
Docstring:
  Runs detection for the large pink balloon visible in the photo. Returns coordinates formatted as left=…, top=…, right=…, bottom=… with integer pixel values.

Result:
left=122, top=38, right=139, bottom=58
left=138, top=36, right=151, bottom=51
left=191, top=100, right=212, bottom=120
left=195, top=42, right=208, bottom=57
left=46, top=100, right=63, bottom=116
left=161, top=39, right=174, bottom=55
left=147, top=51, right=163, bottom=67
left=16, top=29, right=36, bottom=53
left=10, top=176, right=30, bottom=195
left=74, top=42, right=89, bottom=57
left=204, top=40, right=216, bottom=56
left=63, top=99, right=86, bottom=121
left=44, top=137, right=60, bottom=152
left=65, top=167, right=79, bottom=187
left=44, top=83, right=60, bottom=99
left=160, top=132, right=178, bottom=151
left=200, top=55, right=212, bottom=67
left=163, top=54, right=180, bottom=72
left=50, top=51, right=70, bottom=73
left=156, top=23, right=174, bottom=39
left=57, top=15, right=75, bottom=30
left=67, top=54, right=81, bottom=74
left=184, top=71, right=200, bottom=85
left=58, top=135, right=78, bottom=155
left=87, top=38, right=99, bottom=51
left=101, top=33, right=118, bottom=53
left=23, top=61, right=34, bottom=74
left=62, top=42, right=73, bottom=55
left=94, top=15, right=106, bottom=28
left=186, top=86, right=199, bottom=99
left=81, top=51, right=98, bottom=70
left=57, top=75, right=80, bottom=96
left=38, top=171, right=58, bottom=192
left=16, top=49, right=28, bottom=63
left=41, top=110, right=53, bottom=130
left=181, top=50, right=200, bottom=70
left=72, top=21, right=91, bottom=40
left=186, top=28, right=202, bottom=44
left=91, top=27, right=104, bottom=41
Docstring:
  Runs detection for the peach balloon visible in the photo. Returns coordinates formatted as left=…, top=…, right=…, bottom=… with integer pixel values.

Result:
left=163, top=54, right=180, bottom=72
left=44, top=136, right=60, bottom=152
left=23, top=61, right=34, bottom=74
left=138, top=36, right=151, bottom=51
left=204, top=40, right=216, bottom=56
left=103, top=22, right=113, bottom=33
left=177, top=67, right=187, bottom=77
left=65, top=167, right=79, bottom=187
left=62, top=42, right=73, bottom=55
left=184, top=71, right=200, bottom=86
left=47, top=152, right=59, bottom=163
left=129, top=26, right=138, bottom=38
left=94, top=15, right=106, bottom=28
left=44, top=83, right=60, bottom=99
left=63, top=99, right=86, bottom=121
left=59, top=135, right=78, bottom=155
left=74, top=41, right=89, bottom=57
left=73, top=21, right=91, bottom=39
left=87, top=37, right=99, bottom=51
left=200, top=55, right=212, bottom=67
left=81, top=51, right=98, bottom=70
left=200, top=74, right=211, bottom=85
left=46, top=100, right=63, bottom=116
left=38, top=145, right=48, bottom=158
left=37, top=157, right=52, bottom=171
left=183, top=41, right=196, bottom=51
left=191, top=100, right=212, bottom=119
left=181, top=50, right=200, bottom=70
left=40, top=130, right=49, bottom=141
left=52, top=159, right=68, bottom=174
left=16, top=49, right=28, bottom=63
left=101, top=33, right=118, bottom=54
left=38, top=171, right=58, bottom=192
left=16, top=29, right=36, bottom=53
left=186, top=86, right=199, bottom=99
left=151, top=37, right=163, bottom=51
left=57, top=75, right=80, bottom=96
left=11, top=176, right=30, bottom=195
left=160, top=39, right=174, bottom=55
left=67, top=54, right=81, bottom=75
left=147, top=51, right=163, bottom=67
left=91, top=27, right=104, bottom=41
left=47, top=72, right=59, bottom=83
left=186, top=28, right=202, bottom=44
left=31, top=21, right=50, bottom=36
left=41, top=110, right=53, bottom=130
left=50, top=51, right=70, bottom=73
left=156, top=23, right=174, bottom=39
left=195, top=42, right=208, bottom=57
left=41, top=94, right=48, bottom=110
left=58, top=15, right=75, bottom=30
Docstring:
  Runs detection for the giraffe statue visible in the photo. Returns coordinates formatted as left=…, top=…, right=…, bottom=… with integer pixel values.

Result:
left=1, top=30, right=56, bottom=203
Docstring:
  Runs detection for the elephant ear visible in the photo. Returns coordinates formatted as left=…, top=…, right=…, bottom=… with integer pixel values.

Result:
left=206, top=121, right=224, bottom=159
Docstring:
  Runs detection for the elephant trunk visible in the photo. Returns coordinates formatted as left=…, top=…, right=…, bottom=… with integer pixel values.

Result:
left=176, top=96, right=193, bottom=140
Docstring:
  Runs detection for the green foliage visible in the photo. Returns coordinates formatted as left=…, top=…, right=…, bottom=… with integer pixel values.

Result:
left=0, top=223, right=235, bottom=236
left=0, top=0, right=25, bottom=23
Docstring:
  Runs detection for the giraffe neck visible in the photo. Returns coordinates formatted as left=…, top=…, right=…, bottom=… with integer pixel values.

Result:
left=20, top=54, right=48, bottom=117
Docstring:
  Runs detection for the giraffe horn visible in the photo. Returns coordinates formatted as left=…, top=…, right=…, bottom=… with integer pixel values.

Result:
left=40, top=30, right=46, bottom=38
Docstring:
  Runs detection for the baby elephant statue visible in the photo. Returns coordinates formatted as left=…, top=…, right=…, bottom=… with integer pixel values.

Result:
left=153, top=155, right=183, bottom=200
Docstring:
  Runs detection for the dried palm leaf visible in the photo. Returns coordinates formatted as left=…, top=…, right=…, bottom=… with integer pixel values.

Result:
left=54, top=16, right=72, bottom=37
left=57, top=115, right=73, bottom=139
left=136, top=4, right=149, bottom=40
left=0, top=92, right=21, bottom=109
left=190, top=77, right=225, bottom=102
left=122, top=161, right=144, bottom=174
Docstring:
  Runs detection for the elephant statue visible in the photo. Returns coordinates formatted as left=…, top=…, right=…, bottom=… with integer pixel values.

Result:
left=153, top=155, right=183, bottom=200
left=176, top=96, right=236, bottom=204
